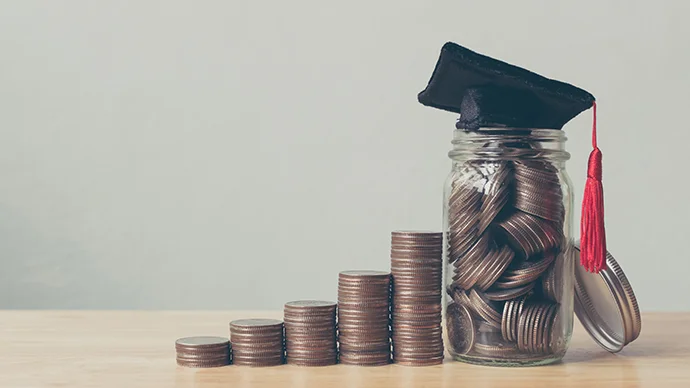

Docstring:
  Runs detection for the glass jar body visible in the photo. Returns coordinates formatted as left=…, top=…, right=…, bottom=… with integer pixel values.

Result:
left=443, top=129, right=575, bottom=366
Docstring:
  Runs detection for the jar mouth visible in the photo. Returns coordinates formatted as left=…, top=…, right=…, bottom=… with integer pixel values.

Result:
left=448, top=128, right=570, bottom=162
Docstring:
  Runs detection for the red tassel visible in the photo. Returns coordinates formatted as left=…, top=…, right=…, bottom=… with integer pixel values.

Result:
left=580, top=101, right=607, bottom=273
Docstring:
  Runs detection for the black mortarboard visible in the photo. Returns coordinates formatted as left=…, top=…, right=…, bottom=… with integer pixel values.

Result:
left=416, top=41, right=607, bottom=274
left=417, top=42, right=595, bottom=130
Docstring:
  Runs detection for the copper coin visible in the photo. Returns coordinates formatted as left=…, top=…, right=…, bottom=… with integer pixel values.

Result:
left=230, top=331, right=283, bottom=340
left=495, top=252, right=556, bottom=289
left=469, top=289, right=502, bottom=328
left=516, top=304, right=533, bottom=351
left=338, top=354, right=390, bottom=366
left=478, top=162, right=512, bottom=234
left=539, top=304, right=558, bottom=353
left=501, top=297, right=515, bottom=342
left=450, top=288, right=472, bottom=307
left=339, top=270, right=391, bottom=279
left=485, top=282, right=535, bottom=302
left=285, top=300, right=336, bottom=309
left=177, top=358, right=230, bottom=368
left=287, top=358, right=337, bottom=367
left=548, top=309, right=565, bottom=353
left=502, top=295, right=529, bottom=342
left=446, top=302, right=474, bottom=355
left=233, top=359, right=283, bottom=367
left=175, top=336, right=229, bottom=349
left=393, top=357, right=443, bottom=366
left=473, top=339, right=520, bottom=357
left=230, top=319, right=283, bottom=331
left=529, top=304, right=546, bottom=353
left=453, top=231, right=493, bottom=268
left=177, top=352, right=230, bottom=363
left=476, top=245, right=515, bottom=291
left=540, top=255, right=563, bottom=303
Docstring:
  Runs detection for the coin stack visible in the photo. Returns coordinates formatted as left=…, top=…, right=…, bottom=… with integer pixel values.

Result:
left=284, top=300, right=338, bottom=366
left=445, top=157, right=565, bottom=361
left=230, top=319, right=284, bottom=367
left=389, top=231, right=444, bottom=366
left=175, top=336, right=231, bottom=368
left=337, top=270, right=391, bottom=366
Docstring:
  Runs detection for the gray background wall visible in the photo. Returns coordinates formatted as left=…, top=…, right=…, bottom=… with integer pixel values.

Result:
left=1, top=1, right=687, bottom=310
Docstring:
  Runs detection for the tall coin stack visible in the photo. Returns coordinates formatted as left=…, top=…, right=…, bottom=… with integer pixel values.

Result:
left=175, top=336, right=231, bottom=368
left=337, top=271, right=391, bottom=366
left=446, top=159, right=565, bottom=361
left=284, top=300, right=338, bottom=366
left=230, top=319, right=285, bottom=367
left=390, top=231, right=444, bottom=366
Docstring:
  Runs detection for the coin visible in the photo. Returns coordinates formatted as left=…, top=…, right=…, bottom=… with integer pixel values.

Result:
left=498, top=211, right=563, bottom=258
left=393, top=356, right=444, bottom=367
left=473, top=332, right=520, bottom=357
left=475, top=245, right=515, bottom=291
left=338, top=269, right=391, bottom=366
left=447, top=173, right=483, bottom=259
left=494, top=252, right=556, bottom=289
left=478, top=162, right=512, bottom=234
left=338, top=353, right=391, bottom=366
left=285, top=300, right=337, bottom=309
left=175, top=336, right=230, bottom=349
left=548, top=309, right=565, bottom=353
left=443, top=157, right=571, bottom=361
left=229, top=319, right=284, bottom=367
left=469, top=289, right=502, bottom=329
left=230, top=319, right=284, bottom=331
left=340, top=270, right=391, bottom=279
left=485, top=282, right=534, bottom=302
left=539, top=304, right=558, bottom=353
left=517, top=304, right=535, bottom=351
left=174, top=336, right=231, bottom=368
left=283, top=300, right=337, bottom=367
left=176, top=358, right=231, bottom=368
left=446, top=302, right=475, bottom=355
left=388, top=230, right=444, bottom=364
left=501, top=297, right=515, bottom=342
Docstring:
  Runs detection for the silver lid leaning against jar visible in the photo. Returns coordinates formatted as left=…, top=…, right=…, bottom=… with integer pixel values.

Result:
left=573, top=243, right=642, bottom=353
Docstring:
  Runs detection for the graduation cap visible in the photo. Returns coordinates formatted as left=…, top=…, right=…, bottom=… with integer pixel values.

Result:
left=418, top=42, right=594, bottom=130
left=417, top=42, right=606, bottom=273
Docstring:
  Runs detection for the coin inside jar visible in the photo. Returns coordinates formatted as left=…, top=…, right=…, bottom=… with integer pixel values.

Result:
left=446, top=302, right=475, bottom=355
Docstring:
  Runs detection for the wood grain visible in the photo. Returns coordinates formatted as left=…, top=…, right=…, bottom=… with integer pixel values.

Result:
left=0, top=312, right=687, bottom=387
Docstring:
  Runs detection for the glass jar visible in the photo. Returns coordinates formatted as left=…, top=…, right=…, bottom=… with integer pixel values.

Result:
left=443, top=128, right=575, bottom=366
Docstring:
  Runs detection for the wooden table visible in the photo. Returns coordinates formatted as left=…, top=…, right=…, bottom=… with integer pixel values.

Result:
left=0, top=311, right=687, bottom=387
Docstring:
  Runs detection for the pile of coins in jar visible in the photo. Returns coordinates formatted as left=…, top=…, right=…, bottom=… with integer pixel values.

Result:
left=445, top=160, right=566, bottom=361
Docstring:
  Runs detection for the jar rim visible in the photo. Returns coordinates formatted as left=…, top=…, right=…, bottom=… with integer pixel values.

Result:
left=449, top=128, right=570, bottom=162
left=453, top=127, right=567, bottom=138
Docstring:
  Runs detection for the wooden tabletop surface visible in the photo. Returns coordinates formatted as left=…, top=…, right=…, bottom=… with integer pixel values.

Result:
left=0, top=311, right=687, bottom=387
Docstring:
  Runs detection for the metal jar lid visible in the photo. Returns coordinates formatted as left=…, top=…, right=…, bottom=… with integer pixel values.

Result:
left=573, top=243, right=641, bottom=353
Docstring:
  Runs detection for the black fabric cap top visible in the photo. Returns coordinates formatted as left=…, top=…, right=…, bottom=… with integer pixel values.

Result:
left=418, top=42, right=595, bottom=130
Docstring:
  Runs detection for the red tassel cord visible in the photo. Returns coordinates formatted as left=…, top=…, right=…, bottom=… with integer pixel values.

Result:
left=580, top=101, right=607, bottom=273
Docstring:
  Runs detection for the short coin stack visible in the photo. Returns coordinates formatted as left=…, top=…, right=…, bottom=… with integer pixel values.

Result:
left=175, top=336, right=231, bottom=368
left=230, top=319, right=284, bottom=367
left=284, top=300, right=338, bottom=366
left=390, top=231, right=444, bottom=366
left=337, top=270, right=391, bottom=366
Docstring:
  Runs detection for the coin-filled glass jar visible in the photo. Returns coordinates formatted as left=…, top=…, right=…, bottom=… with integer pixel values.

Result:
left=443, top=128, right=575, bottom=366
